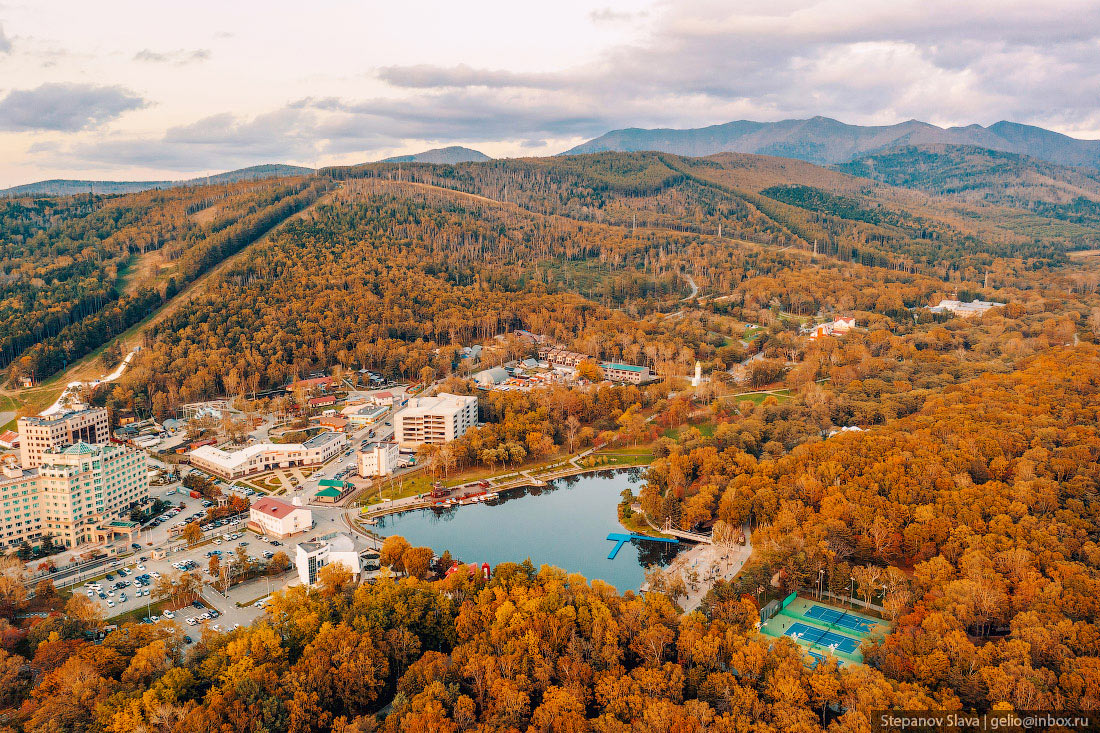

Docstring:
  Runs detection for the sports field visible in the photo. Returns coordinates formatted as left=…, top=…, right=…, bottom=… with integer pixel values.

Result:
left=758, top=596, right=890, bottom=666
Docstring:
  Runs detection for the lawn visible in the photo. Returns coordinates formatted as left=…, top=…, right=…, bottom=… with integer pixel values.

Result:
left=733, top=389, right=791, bottom=406
left=106, top=598, right=171, bottom=625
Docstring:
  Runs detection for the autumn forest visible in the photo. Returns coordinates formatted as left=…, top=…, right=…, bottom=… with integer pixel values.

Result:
left=1, top=148, right=1100, bottom=732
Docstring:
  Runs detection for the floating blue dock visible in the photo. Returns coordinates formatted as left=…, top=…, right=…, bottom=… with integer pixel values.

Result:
left=606, top=532, right=679, bottom=559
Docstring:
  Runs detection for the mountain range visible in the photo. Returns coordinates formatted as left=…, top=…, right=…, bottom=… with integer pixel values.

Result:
left=564, top=116, right=1100, bottom=170
left=0, top=163, right=315, bottom=197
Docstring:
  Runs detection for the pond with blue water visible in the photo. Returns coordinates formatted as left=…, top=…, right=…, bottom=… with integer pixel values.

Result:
left=373, top=468, right=679, bottom=590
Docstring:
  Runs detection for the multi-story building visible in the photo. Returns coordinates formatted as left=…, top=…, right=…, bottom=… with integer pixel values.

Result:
left=18, top=406, right=110, bottom=469
left=357, top=441, right=399, bottom=477
left=295, top=532, right=363, bottom=586
left=0, top=462, right=43, bottom=552
left=189, top=431, right=347, bottom=480
left=599, top=362, right=652, bottom=384
left=248, top=497, right=313, bottom=538
left=36, top=442, right=148, bottom=548
left=394, top=393, right=478, bottom=447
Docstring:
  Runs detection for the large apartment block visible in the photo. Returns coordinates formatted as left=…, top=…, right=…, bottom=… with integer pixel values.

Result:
left=0, top=442, right=148, bottom=552
left=18, top=407, right=110, bottom=469
left=394, top=393, right=478, bottom=447
left=0, top=464, right=44, bottom=551
left=38, top=442, right=148, bottom=548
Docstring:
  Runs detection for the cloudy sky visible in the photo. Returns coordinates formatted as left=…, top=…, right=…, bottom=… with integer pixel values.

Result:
left=0, top=0, right=1098, bottom=186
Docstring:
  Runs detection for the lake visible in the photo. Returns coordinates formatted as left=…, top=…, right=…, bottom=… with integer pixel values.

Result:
left=373, top=468, right=680, bottom=591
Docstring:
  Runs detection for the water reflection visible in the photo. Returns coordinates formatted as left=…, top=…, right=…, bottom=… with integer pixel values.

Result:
left=374, top=468, right=678, bottom=591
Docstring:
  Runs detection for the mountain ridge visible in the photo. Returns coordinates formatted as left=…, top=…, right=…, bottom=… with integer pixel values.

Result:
left=564, top=116, right=1100, bottom=170
left=0, top=163, right=315, bottom=197
left=381, top=146, right=491, bottom=164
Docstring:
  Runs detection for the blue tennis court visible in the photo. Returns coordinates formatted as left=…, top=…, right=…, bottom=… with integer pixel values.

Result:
left=784, top=622, right=861, bottom=654
left=805, top=604, right=877, bottom=633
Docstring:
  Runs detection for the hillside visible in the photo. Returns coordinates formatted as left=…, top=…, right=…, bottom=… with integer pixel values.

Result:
left=0, top=163, right=315, bottom=197
left=565, top=116, right=1100, bottom=169
left=836, top=144, right=1100, bottom=224
left=333, top=151, right=1087, bottom=267
left=381, top=146, right=491, bottom=164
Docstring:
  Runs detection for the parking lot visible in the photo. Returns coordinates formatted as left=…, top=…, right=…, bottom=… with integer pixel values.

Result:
left=69, top=521, right=298, bottom=640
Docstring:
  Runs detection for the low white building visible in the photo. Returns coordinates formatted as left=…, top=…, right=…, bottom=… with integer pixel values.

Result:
left=358, top=441, right=399, bottom=477
left=809, top=317, right=857, bottom=341
left=341, top=403, right=389, bottom=427
left=930, top=298, right=1005, bottom=318
left=248, top=496, right=313, bottom=538
left=394, top=393, right=478, bottom=447
left=295, top=532, right=364, bottom=585
left=189, top=431, right=347, bottom=479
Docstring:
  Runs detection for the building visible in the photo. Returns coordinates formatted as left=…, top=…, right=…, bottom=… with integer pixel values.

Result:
left=18, top=406, right=110, bottom=469
left=473, top=366, right=509, bottom=387
left=394, top=393, right=478, bottom=447
left=808, top=317, right=857, bottom=341
left=600, top=363, right=652, bottom=384
left=189, top=431, right=347, bottom=480
left=289, top=376, right=336, bottom=392
left=341, top=403, right=389, bottom=427
left=37, top=442, right=148, bottom=548
left=248, top=496, right=313, bottom=538
left=317, top=415, right=348, bottom=432
left=0, top=462, right=44, bottom=551
left=930, top=298, right=1005, bottom=318
left=308, top=395, right=337, bottom=410
left=0, top=430, right=19, bottom=450
left=295, top=532, right=363, bottom=585
left=539, top=347, right=588, bottom=368
left=358, top=441, right=399, bottom=477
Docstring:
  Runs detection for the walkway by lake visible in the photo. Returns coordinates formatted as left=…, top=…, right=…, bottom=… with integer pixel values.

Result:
left=372, top=468, right=679, bottom=591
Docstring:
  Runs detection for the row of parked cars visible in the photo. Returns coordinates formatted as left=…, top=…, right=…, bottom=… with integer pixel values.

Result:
left=171, top=559, right=199, bottom=572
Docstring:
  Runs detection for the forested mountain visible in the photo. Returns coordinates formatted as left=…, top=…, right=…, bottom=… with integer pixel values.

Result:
left=0, top=174, right=327, bottom=381
left=836, top=144, right=1100, bottom=225
left=0, top=164, right=315, bottom=197
left=381, top=146, right=491, bottom=164
left=565, top=116, right=1100, bottom=169
left=3, top=141, right=1100, bottom=731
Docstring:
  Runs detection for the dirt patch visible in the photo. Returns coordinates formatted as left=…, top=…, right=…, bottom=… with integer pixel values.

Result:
left=190, top=205, right=220, bottom=225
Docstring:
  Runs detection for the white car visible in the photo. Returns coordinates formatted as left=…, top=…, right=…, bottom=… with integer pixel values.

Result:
left=136, top=565, right=145, bottom=571
left=107, top=601, right=115, bottom=608
left=150, top=615, right=160, bottom=622
left=150, top=571, right=161, bottom=579
left=163, top=610, right=175, bottom=619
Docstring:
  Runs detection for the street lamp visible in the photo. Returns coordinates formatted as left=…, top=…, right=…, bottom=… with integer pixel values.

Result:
left=818, top=569, right=825, bottom=600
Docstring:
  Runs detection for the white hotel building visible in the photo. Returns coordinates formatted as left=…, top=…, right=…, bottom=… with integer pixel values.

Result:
left=357, top=441, right=399, bottom=477
left=394, top=393, right=478, bottom=447
left=189, top=431, right=347, bottom=480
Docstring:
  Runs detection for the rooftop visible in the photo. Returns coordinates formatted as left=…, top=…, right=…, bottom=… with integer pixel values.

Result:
left=252, top=497, right=303, bottom=519
left=602, top=363, right=646, bottom=372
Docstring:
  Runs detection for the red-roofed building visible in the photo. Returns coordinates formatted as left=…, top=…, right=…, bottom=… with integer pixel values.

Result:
left=308, top=395, right=337, bottom=409
left=0, top=430, right=19, bottom=449
left=248, top=497, right=313, bottom=538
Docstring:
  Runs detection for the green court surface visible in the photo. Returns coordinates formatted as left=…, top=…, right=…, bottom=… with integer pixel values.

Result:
left=758, top=596, right=890, bottom=667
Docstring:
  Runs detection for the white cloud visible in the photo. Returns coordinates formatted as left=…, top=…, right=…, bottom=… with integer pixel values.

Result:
left=0, top=83, right=146, bottom=132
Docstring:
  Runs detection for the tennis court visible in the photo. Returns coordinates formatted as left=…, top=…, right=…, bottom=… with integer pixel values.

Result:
left=805, top=604, right=878, bottom=633
left=758, top=595, right=891, bottom=666
left=784, top=622, right=861, bottom=654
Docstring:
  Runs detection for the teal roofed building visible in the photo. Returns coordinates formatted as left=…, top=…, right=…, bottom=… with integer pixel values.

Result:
left=599, top=362, right=653, bottom=384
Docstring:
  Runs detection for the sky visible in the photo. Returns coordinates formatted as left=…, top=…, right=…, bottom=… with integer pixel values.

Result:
left=0, top=0, right=1099, bottom=187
